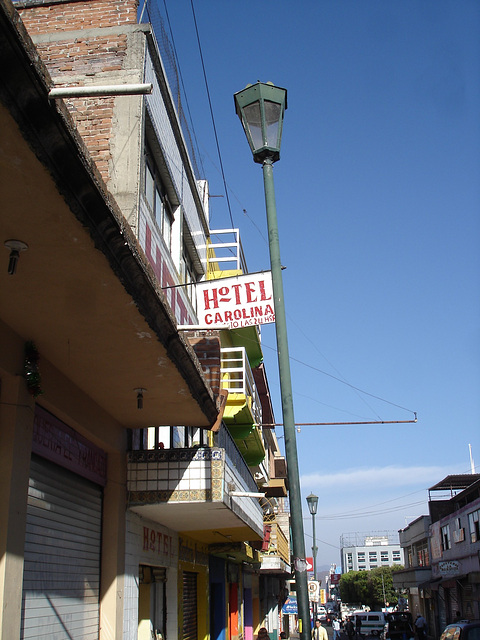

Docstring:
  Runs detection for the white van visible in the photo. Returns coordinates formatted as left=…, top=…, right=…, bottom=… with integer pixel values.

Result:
left=353, top=611, right=386, bottom=636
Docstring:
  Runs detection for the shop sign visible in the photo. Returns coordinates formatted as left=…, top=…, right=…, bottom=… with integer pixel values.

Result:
left=33, top=405, right=107, bottom=486
left=196, top=271, right=275, bottom=329
left=439, top=560, right=460, bottom=577
left=282, top=596, right=298, bottom=614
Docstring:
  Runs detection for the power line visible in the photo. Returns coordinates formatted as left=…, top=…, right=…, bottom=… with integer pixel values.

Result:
left=260, top=340, right=417, bottom=418
left=189, top=0, right=236, bottom=229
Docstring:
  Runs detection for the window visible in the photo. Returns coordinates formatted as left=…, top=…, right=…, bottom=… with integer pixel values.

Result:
left=392, top=551, right=401, bottom=562
left=441, top=524, right=451, bottom=551
left=381, top=551, right=389, bottom=562
left=468, top=508, right=480, bottom=543
left=144, top=145, right=173, bottom=250
left=417, top=542, right=429, bottom=566
left=180, top=241, right=199, bottom=303
left=369, top=552, right=377, bottom=559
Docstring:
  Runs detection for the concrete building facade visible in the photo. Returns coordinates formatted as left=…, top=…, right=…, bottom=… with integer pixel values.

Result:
left=394, top=475, right=480, bottom=639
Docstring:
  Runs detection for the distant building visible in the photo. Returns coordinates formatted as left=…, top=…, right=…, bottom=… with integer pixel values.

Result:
left=340, top=532, right=404, bottom=573
left=394, top=474, right=480, bottom=640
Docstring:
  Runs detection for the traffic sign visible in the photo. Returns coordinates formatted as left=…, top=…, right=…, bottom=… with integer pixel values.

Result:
left=308, top=580, right=320, bottom=602
left=306, top=557, right=313, bottom=572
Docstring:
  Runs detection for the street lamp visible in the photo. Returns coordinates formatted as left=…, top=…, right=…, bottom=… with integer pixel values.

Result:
left=306, top=493, right=319, bottom=620
left=234, top=81, right=310, bottom=640
left=306, top=493, right=319, bottom=577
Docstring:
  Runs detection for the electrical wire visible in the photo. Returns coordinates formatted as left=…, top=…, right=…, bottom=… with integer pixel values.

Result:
left=188, top=0, right=236, bottom=230
left=162, top=0, right=206, bottom=179
left=260, top=340, right=416, bottom=417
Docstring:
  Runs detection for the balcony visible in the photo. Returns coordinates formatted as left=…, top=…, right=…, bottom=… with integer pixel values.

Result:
left=127, top=426, right=264, bottom=544
left=207, top=228, right=248, bottom=278
left=221, top=347, right=262, bottom=425
left=260, top=513, right=291, bottom=575
left=221, top=346, right=265, bottom=466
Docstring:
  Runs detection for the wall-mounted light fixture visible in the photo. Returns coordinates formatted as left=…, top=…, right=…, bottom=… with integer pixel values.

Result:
left=134, top=388, right=146, bottom=409
left=4, top=239, right=28, bottom=275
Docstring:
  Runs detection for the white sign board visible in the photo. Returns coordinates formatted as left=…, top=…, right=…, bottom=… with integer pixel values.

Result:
left=308, top=580, right=320, bottom=602
left=196, top=271, right=275, bottom=330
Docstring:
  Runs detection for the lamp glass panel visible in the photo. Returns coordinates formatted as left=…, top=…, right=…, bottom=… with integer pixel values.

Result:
left=307, top=494, right=318, bottom=515
left=264, top=101, right=282, bottom=149
left=243, top=102, right=263, bottom=152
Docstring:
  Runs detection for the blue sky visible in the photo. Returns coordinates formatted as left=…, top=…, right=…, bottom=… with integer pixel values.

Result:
left=158, top=0, right=480, bottom=568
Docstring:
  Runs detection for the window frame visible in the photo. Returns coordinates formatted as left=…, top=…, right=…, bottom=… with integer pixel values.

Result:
left=441, top=524, right=451, bottom=551
left=468, top=508, right=480, bottom=543
left=144, top=144, right=174, bottom=251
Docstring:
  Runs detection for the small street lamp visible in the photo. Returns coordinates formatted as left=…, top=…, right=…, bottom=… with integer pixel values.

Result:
left=234, top=81, right=310, bottom=640
left=306, top=493, right=319, bottom=619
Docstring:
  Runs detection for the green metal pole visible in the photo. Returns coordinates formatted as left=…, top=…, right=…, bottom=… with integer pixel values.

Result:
left=262, top=157, right=310, bottom=640
left=312, top=512, right=317, bottom=620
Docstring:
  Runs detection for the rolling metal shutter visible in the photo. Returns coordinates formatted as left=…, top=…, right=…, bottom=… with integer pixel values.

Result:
left=21, top=455, right=102, bottom=639
left=182, top=571, right=198, bottom=640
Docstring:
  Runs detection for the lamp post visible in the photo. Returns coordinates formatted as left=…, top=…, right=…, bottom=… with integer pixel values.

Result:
left=306, top=493, right=319, bottom=620
left=234, top=81, right=310, bottom=640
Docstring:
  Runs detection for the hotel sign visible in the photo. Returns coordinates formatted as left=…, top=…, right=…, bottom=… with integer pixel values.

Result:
left=196, top=271, right=275, bottom=329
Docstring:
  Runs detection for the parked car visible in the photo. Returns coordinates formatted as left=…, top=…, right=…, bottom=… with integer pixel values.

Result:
left=353, top=611, right=386, bottom=636
left=317, top=606, right=327, bottom=622
left=384, top=612, right=414, bottom=640
left=440, top=622, right=480, bottom=640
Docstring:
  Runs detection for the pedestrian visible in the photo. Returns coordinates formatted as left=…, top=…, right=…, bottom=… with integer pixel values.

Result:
left=312, top=619, right=329, bottom=640
left=333, top=616, right=341, bottom=640
left=414, top=614, right=427, bottom=640
left=355, top=616, right=362, bottom=639
left=453, top=612, right=462, bottom=623
left=345, top=617, right=355, bottom=640
left=257, top=628, right=271, bottom=640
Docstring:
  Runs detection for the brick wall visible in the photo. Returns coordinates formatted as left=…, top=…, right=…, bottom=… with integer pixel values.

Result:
left=17, top=0, right=139, bottom=182
left=185, top=332, right=221, bottom=397
left=18, top=0, right=138, bottom=35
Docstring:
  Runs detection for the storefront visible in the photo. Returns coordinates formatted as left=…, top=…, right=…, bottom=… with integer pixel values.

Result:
left=179, top=536, right=209, bottom=640
left=124, top=512, right=179, bottom=640
left=21, top=406, right=107, bottom=639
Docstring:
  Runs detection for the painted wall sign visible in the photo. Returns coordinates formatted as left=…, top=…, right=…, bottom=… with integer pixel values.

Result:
left=33, top=405, right=107, bottom=486
left=439, top=560, right=460, bottom=577
left=196, top=271, right=275, bottom=329
left=142, top=526, right=175, bottom=561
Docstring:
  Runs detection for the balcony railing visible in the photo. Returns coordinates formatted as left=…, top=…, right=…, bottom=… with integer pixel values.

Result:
left=214, top=425, right=258, bottom=494
left=264, top=515, right=290, bottom=564
left=221, top=347, right=262, bottom=425
left=208, top=229, right=248, bottom=275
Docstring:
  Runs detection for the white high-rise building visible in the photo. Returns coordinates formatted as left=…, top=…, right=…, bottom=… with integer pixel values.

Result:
left=341, top=533, right=404, bottom=573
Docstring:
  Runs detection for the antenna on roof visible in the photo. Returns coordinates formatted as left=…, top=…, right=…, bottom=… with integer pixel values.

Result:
left=469, top=443, right=476, bottom=474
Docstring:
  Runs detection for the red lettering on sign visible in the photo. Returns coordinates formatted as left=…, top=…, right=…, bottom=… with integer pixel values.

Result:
left=259, top=280, right=272, bottom=301
left=203, top=288, right=219, bottom=310
left=245, top=282, right=256, bottom=303
left=232, top=284, right=242, bottom=304
left=142, top=526, right=174, bottom=559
